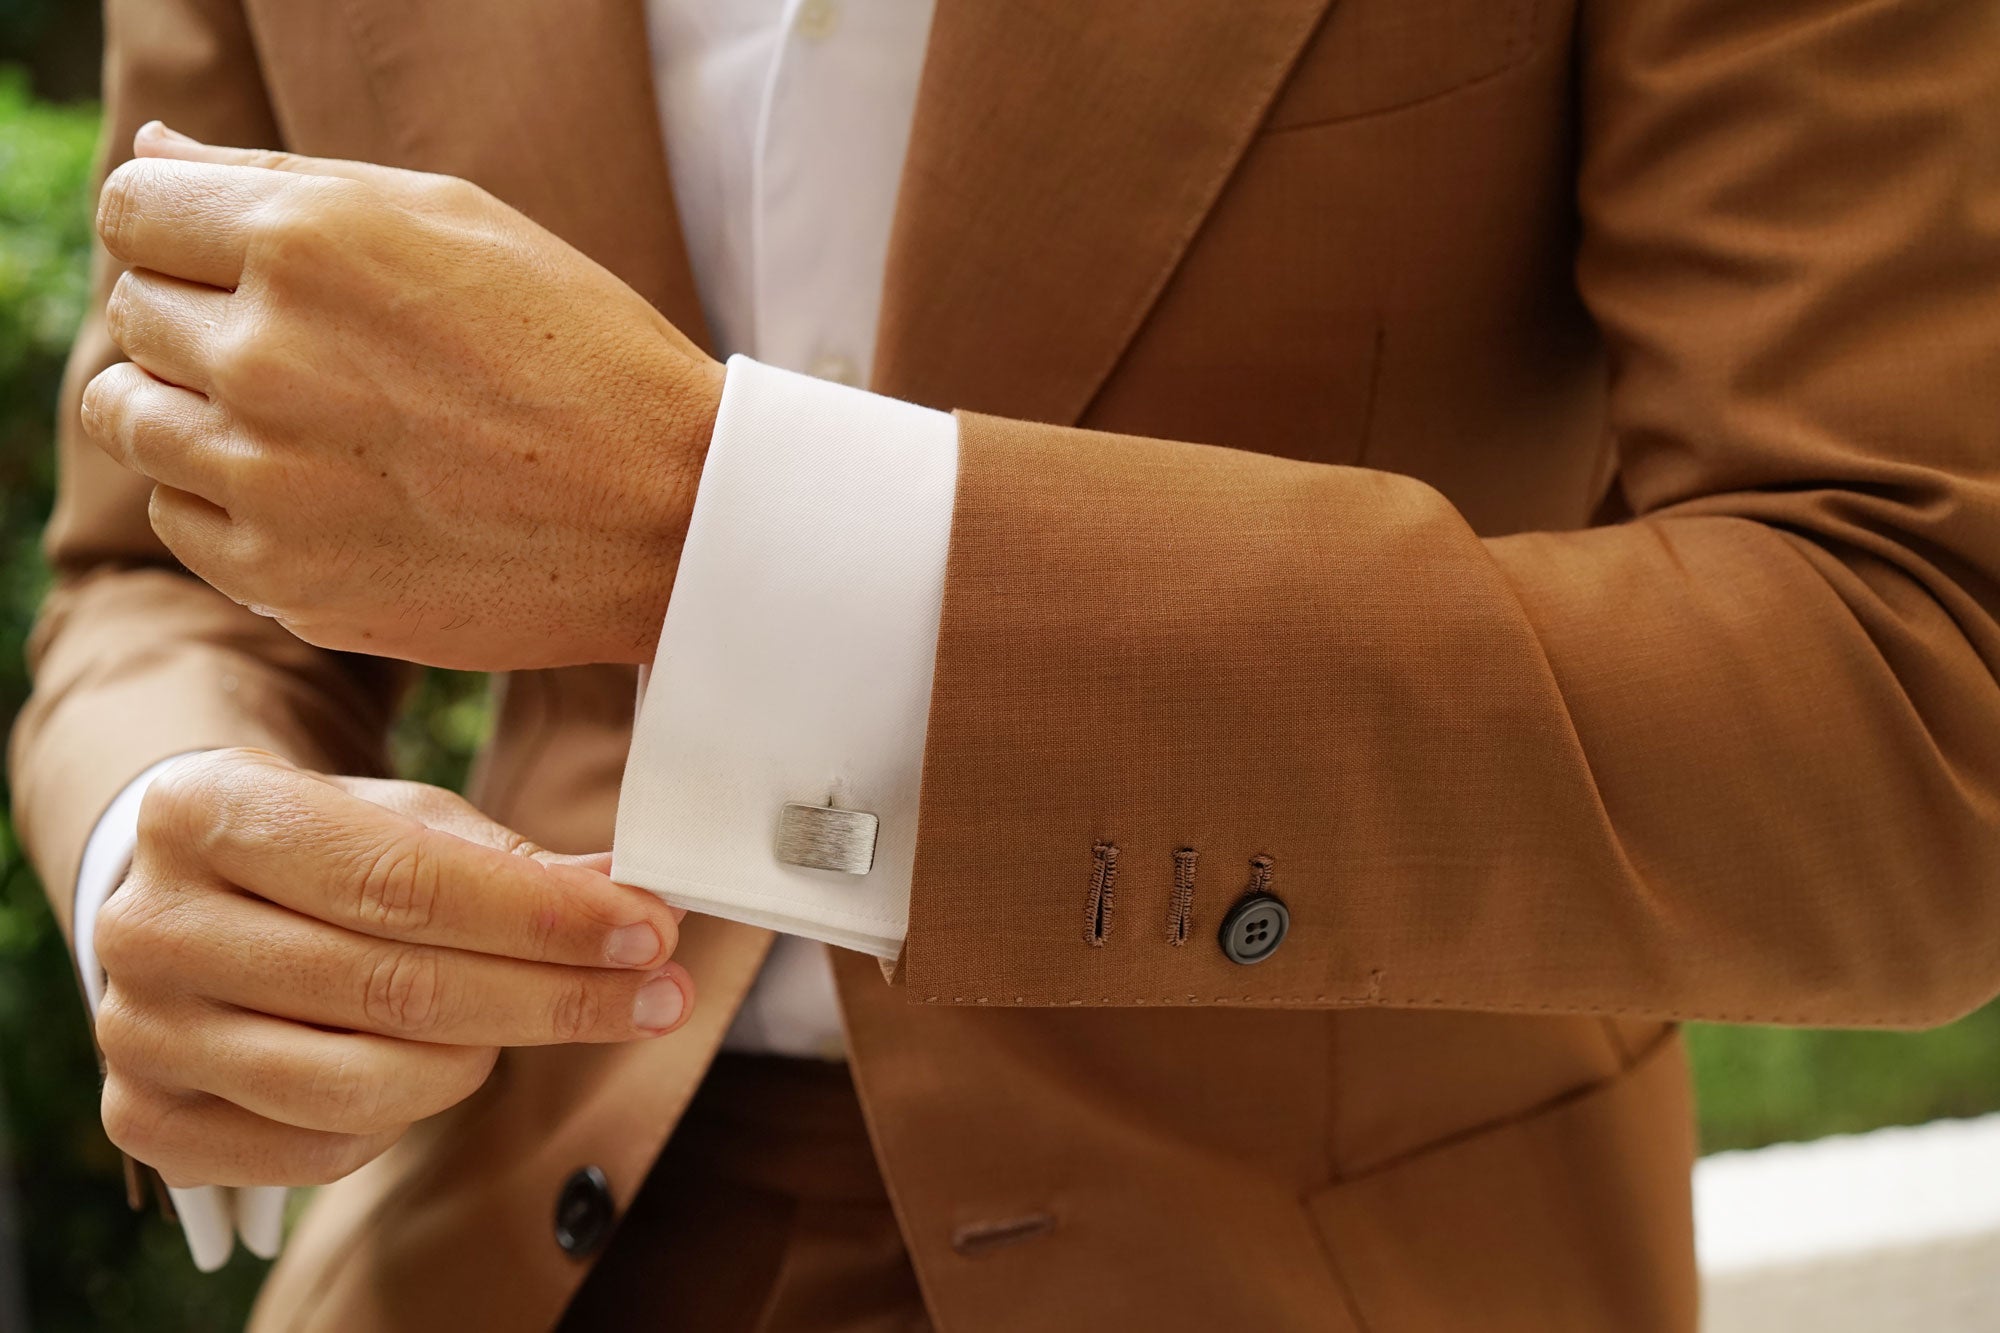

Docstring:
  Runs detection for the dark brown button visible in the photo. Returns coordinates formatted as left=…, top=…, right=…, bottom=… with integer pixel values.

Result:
left=554, top=1165, right=613, bottom=1258
left=1219, top=893, right=1289, bottom=965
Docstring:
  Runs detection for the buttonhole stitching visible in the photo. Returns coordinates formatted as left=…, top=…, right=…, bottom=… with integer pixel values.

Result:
left=1168, top=847, right=1198, bottom=945
left=1083, top=841, right=1117, bottom=946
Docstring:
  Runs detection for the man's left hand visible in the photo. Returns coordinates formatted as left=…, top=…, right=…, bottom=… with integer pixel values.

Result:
left=82, top=123, right=723, bottom=670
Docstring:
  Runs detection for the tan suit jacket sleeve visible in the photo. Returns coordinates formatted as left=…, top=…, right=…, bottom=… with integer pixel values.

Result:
left=9, top=0, right=409, bottom=942
left=900, top=0, right=2000, bottom=1028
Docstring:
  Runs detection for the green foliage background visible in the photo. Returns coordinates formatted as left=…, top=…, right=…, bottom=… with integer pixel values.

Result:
left=0, top=71, right=489, bottom=1330
left=0, top=63, right=1995, bottom=1333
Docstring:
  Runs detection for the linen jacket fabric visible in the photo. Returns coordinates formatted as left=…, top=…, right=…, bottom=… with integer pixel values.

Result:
left=13, top=0, right=2000, bottom=1330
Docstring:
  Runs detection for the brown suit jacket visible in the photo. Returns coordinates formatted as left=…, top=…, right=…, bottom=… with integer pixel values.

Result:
left=15, top=0, right=2000, bottom=1329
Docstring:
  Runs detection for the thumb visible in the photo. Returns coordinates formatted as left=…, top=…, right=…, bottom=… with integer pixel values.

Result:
left=132, top=121, right=410, bottom=189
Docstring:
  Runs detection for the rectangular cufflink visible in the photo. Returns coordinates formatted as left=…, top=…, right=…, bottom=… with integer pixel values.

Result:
left=775, top=802, right=878, bottom=875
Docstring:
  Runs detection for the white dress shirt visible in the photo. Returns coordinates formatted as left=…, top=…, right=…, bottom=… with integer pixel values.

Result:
left=74, top=0, right=951, bottom=1269
left=630, top=0, right=949, bottom=1051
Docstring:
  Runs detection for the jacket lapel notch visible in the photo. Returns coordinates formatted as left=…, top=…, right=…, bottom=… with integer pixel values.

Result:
left=872, top=0, right=1335, bottom=425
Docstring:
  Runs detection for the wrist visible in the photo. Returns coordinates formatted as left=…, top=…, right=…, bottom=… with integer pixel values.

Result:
left=617, top=354, right=724, bottom=666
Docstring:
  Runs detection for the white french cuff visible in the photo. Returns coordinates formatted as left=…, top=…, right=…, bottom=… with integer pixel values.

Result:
left=75, top=752, right=287, bottom=1270
left=612, top=355, right=958, bottom=958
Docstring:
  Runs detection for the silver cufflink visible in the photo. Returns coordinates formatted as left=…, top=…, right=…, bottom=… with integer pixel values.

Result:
left=775, top=801, right=878, bottom=875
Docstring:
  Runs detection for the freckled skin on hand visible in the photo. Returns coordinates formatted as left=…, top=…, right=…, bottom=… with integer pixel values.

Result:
left=84, top=130, right=725, bottom=673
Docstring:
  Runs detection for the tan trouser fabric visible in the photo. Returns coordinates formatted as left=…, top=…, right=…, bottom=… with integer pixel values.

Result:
left=558, top=1055, right=931, bottom=1333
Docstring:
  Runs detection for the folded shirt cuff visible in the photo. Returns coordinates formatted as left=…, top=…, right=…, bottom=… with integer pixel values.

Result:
left=612, top=355, right=958, bottom=958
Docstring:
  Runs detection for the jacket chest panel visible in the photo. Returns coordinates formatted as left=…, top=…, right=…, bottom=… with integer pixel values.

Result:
left=1089, top=9, right=1605, bottom=539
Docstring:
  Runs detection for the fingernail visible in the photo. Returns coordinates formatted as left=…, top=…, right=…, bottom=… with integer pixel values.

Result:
left=606, top=922, right=661, bottom=967
left=141, top=121, right=195, bottom=144
left=632, top=974, right=686, bottom=1032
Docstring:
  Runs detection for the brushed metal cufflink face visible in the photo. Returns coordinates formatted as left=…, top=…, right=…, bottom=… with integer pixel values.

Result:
left=775, top=802, right=878, bottom=875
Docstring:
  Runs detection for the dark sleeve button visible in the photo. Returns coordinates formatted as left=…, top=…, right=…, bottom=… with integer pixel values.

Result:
left=554, top=1165, right=614, bottom=1258
left=1218, top=893, right=1289, bottom=965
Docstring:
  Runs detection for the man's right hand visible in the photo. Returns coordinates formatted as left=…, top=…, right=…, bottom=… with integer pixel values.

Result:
left=90, top=748, right=691, bottom=1189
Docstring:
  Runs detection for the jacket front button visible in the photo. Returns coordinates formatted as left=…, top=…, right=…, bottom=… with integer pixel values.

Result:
left=554, top=1165, right=614, bottom=1258
left=1218, top=893, right=1289, bottom=965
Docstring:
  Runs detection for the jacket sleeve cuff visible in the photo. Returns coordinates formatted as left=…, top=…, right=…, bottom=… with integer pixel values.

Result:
left=612, top=355, right=958, bottom=959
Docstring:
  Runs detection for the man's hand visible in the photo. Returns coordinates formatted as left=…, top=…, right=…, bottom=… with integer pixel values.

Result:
left=92, top=748, right=692, bottom=1189
left=81, top=123, right=724, bottom=670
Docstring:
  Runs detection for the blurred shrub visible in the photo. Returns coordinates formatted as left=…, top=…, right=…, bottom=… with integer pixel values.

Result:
left=0, top=62, right=89, bottom=694
left=1691, top=1008, right=2000, bottom=1154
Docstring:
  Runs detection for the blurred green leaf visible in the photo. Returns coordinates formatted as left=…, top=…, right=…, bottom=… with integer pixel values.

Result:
left=1687, top=1008, right=2000, bottom=1153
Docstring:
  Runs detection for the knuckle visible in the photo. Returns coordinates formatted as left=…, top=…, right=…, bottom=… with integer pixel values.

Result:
left=104, top=270, right=137, bottom=346
left=175, top=750, right=289, bottom=859
left=307, top=1049, right=396, bottom=1134
left=77, top=372, right=106, bottom=437
left=242, top=148, right=301, bottom=174
left=222, top=525, right=285, bottom=598
left=250, top=196, right=337, bottom=281
left=94, top=990, right=186, bottom=1085
left=206, top=329, right=278, bottom=405
left=422, top=174, right=486, bottom=213
left=139, top=753, right=230, bottom=843
left=295, top=1132, right=383, bottom=1187
left=496, top=828, right=541, bottom=860
left=98, top=1075, right=143, bottom=1149
left=91, top=988, right=145, bottom=1064
left=354, top=836, right=440, bottom=936
left=146, top=766, right=235, bottom=866
left=549, top=975, right=608, bottom=1044
left=92, top=871, right=190, bottom=980
left=445, top=1046, right=501, bottom=1106
left=92, top=888, right=147, bottom=973
left=147, top=487, right=216, bottom=580
left=523, top=886, right=560, bottom=961
left=78, top=366, right=129, bottom=445
left=96, top=163, right=143, bottom=256
left=99, top=1074, right=167, bottom=1161
left=361, top=946, right=445, bottom=1037
left=119, top=397, right=174, bottom=469
left=202, top=446, right=265, bottom=512
left=251, top=177, right=375, bottom=276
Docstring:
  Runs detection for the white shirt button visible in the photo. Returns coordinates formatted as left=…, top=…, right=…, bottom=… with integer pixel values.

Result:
left=795, top=0, right=839, bottom=43
left=810, top=352, right=861, bottom=387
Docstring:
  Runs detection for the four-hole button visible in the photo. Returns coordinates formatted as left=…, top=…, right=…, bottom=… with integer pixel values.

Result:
left=1218, top=893, right=1289, bottom=965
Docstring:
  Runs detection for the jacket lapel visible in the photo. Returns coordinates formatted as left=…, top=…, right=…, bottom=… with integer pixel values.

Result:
left=333, top=0, right=713, bottom=348
left=334, top=0, right=1332, bottom=411
left=872, top=0, right=1335, bottom=423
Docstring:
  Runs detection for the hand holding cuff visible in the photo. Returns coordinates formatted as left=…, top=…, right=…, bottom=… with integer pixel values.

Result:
left=74, top=754, right=286, bottom=1271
